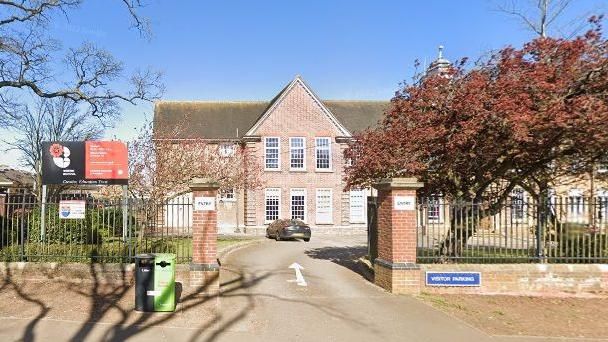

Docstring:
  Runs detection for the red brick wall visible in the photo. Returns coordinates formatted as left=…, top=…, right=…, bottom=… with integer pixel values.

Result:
left=376, top=188, right=417, bottom=264
left=192, top=189, right=217, bottom=265
left=248, top=80, right=351, bottom=228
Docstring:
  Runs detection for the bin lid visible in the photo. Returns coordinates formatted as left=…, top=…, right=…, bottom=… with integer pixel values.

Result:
left=134, top=253, right=155, bottom=259
left=153, top=253, right=176, bottom=261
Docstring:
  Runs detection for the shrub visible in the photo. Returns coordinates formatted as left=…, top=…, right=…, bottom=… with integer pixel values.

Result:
left=26, top=204, right=137, bottom=244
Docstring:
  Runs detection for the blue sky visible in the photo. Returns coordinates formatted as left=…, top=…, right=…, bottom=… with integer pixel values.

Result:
left=1, top=0, right=606, bottom=168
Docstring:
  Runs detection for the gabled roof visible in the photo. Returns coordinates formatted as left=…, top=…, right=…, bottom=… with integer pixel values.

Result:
left=245, top=76, right=352, bottom=136
left=154, top=77, right=390, bottom=140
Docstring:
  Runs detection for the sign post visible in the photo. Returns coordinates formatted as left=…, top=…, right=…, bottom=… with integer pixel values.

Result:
left=40, top=185, right=47, bottom=241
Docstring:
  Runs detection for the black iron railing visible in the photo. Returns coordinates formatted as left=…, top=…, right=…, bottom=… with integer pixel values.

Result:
left=416, top=197, right=608, bottom=264
left=0, top=196, right=193, bottom=263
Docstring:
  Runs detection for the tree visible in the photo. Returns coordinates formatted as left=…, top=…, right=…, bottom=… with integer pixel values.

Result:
left=4, top=97, right=104, bottom=198
left=496, top=0, right=573, bottom=37
left=127, top=119, right=263, bottom=236
left=0, top=0, right=163, bottom=125
left=345, top=18, right=608, bottom=256
left=128, top=120, right=263, bottom=202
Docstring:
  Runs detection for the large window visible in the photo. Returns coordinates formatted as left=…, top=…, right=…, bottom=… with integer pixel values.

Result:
left=264, top=137, right=280, bottom=170
left=290, top=188, right=306, bottom=221
left=265, top=188, right=280, bottom=223
left=290, top=137, right=305, bottom=171
left=316, top=188, right=333, bottom=224
left=315, top=137, right=331, bottom=171
left=349, top=189, right=366, bottom=223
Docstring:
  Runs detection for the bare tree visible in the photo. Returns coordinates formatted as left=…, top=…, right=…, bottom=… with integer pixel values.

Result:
left=4, top=97, right=104, bottom=197
left=127, top=119, right=263, bottom=238
left=495, top=0, right=578, bottom=37
left=128, top=119, right=263, bottom=201
left=0, top=1, right=163, bottom=125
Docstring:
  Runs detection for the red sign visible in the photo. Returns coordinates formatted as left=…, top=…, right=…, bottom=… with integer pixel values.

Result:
left=85, top=141, right=128, bottom=180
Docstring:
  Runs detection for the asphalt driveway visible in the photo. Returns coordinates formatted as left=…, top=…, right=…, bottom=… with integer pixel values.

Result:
left=0, top=235, right=593, bottom=341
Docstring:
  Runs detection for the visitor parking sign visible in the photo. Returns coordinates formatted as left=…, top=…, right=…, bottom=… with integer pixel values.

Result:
left=425, top=271, right=481, bottom=287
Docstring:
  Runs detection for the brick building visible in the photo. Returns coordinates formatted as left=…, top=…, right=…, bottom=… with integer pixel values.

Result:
left=154, top=76, right=389, bottom=233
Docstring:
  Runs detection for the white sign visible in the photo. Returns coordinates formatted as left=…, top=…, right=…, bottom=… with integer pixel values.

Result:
left=58, top=200, right=86, bottom=219
left=194, top=196, right=215, bottom=211
left=394, top=196, right=416, bottom=211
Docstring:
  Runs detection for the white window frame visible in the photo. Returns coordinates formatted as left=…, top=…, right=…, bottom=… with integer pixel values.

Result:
left=315, top=188, right=333, bottom=224
left=567, top=188, right=585, bottom=223
left=219, top=143, right=236, bottom=157
left=264, top=188, right=281, bottom=223
left=264, top=137, right=280, bottom=171
left=349, top=189, right=366, bottom=224
left=510, top=188, right=526, bottom=223
left=315, top=137, right=332, bottom=171
left=290, top=188, right=307, bottom=222
left=289, top=137, right=306, bottom=171
left=219, top=188, right=236, bottom=202
left=426, top=196, right=444, bottom=224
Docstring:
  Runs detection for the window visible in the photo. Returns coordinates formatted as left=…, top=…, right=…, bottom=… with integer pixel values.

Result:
left=219, top=143, right=236, bottom=157
left=315, top=137, right=331, bottom=170
left=264, top=137, right=280, bottom=170
left=427, top=197, right=443, bottom=222
left=316, top=188, right=333, bottom=224
left=510, top=188, right=525, bottom=221
left=290, top=188, right=306, bottom=221
left=290, top=137, right=305, bottom=170
left=219, top=188, right=235, bottom=202
left=349, top=189, right=366, bottom=223
left=568, top=189, right=584, bottom=222
left=265, top=188, right=281, bottom=223
left=597, top=190, right=608, bottom=223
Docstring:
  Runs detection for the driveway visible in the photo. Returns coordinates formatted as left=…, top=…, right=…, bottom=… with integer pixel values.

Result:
left=0, top=235, right=587, bottom=341
left=213, top=234, right=491, bottom=342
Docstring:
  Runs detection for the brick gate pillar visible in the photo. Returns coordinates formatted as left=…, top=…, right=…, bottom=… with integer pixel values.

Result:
left=189, top=178, right=220, bottom=293
left=372, top=178, right=424, bottom=294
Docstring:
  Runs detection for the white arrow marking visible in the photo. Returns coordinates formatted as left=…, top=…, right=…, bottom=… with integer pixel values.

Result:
left=288, top=262, right=307, bottom=286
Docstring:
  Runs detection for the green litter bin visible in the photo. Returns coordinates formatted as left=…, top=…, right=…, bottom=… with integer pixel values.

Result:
left=135, top=253, right=176, bottom=312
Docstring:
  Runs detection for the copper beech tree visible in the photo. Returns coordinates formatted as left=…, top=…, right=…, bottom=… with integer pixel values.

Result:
left=345, top=17, right=608, bottom=256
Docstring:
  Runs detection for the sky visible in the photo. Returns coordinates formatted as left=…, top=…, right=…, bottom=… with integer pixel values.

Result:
left=1, top=0, right=606, bottom=169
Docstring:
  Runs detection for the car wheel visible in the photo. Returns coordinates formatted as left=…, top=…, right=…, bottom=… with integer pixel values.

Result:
left=275, top=232, right=281, bottom=241
left=304, top=238, right=310, bottom=242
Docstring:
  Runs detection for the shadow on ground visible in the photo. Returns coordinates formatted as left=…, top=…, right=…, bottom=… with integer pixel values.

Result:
left=304, top=245, right=371, bottom=280
left=0, top=261, right=271, bottom=342
left=0, top=253, right=375, bottom=341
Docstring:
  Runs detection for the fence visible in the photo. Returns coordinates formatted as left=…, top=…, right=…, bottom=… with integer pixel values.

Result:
left=417, top=196, right=608, bottom=263
left=0, top=195, right=194, bottom=263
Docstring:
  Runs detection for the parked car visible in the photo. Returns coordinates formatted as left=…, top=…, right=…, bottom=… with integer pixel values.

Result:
left=266, top=219, right=311, bottom=242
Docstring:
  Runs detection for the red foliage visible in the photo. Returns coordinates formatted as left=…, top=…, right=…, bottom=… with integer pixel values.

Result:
left=345, top=19, right=608, bottom=201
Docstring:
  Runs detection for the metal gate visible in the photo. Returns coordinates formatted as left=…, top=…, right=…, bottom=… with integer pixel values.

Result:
left=367, top=196, right=378, bottom=263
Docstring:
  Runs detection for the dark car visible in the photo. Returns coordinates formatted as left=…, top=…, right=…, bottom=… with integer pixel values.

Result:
left=266, top=219, right=311, bottom=242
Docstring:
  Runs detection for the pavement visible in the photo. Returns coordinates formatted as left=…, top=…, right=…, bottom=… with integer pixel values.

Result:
left=0, top=235, right=595, bottom=341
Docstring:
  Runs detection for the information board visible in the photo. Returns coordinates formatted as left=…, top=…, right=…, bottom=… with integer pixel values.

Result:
left=42, top=141, right=128, bottom=185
